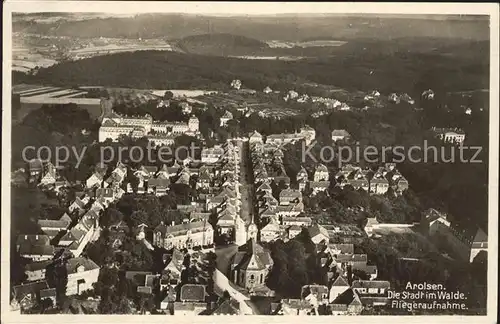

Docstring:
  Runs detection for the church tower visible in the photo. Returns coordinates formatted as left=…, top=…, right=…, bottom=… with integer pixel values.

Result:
left=247, top=216, right=258, bottom=242
left=234, top=215, right=247, bottom=246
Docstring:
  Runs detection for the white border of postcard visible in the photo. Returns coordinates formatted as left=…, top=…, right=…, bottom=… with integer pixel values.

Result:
left=2, top=2, right=499, bottom=324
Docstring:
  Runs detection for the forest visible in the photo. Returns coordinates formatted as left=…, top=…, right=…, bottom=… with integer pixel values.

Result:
left=13, top=37, right=488, bottom=95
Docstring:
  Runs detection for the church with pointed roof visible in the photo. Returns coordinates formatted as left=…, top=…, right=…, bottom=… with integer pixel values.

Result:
left=230, top=238, right=273, bottom=290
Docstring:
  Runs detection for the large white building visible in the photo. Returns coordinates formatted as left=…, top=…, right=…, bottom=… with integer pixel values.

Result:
left=99, top=112, right=200, bottom=143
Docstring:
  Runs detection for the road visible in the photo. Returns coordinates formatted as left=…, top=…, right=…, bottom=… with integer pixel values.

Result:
left=213, top=269, right=254, bottom=315
left=236, top=140, right=254, bottom=226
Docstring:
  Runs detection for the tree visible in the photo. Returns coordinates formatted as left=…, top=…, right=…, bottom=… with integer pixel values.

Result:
left=101, top=207, right=124, bottom=228
left=129, top=210, right=148, bottom=228
left=163, top=91, right=174, bottom=100
left=46, top=260, right=68, bottom=307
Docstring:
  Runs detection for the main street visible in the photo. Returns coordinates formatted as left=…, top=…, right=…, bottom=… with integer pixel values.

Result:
left=237, top=140, right=254, bottom=226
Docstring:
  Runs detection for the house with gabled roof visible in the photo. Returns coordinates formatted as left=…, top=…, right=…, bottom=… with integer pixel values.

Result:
left=153, top=220, right=213, bottom=250
left=249, top=131, right=263, bottom=143
left=329, top=288, right=363, bottom=315
left=469, top=228, right=488, bottom=262
left=160, top=248, right=184, bottom=288
left=301, top=284, right=329, bottom=306
left=329, top=275, right=350, bottom=303
left=65, top=257, right=100, bottom=295
left=24, top=260, right=52, bottom=282
left=331, top=129, right=352, bottom=142
left=147, top=178, right=170, bottom=196
left=307, top=224, right=330, bottom=245
left=260, top=222, right=282, bottom=243
left=38, top=213, right=72, bottom=239
left=279, top=189, right=302, bottom=206
left=12, top=280, right=50, bottom=311
left=180, top=284, right=206, bottom=302
left=211, top=298, right=240, bottom=315
left=351, top=280, right=390, bottom=307
left=17, top=235, right=54, bottom=262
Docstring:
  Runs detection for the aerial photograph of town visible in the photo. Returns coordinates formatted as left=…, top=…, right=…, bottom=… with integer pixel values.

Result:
left=3, top=2, right=497, bottom=320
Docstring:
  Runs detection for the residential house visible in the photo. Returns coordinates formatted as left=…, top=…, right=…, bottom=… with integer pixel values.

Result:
left=66, top=257, right=100, bottom=295
left=68, top=195, right=90, bottom=215
left=351, top=280, right=391, bottom=307
left=39, top=161, right=57, bottom=186
left=285, top=225, right=303, bottom=240
left=307, top=224, right=330, bottom=245
left=276, top=299, right=311, bottom=315
left=329, top=275, right=350, bottom=303
left=201, top=146, right=224, bottom=163
left=24, top=260, right=52, bottom=282
left=153, top=220, right=214, bottom=250
left=329, top=288, right=364, bottom=315
left=65, top=209, right=100, bottom=258
left=469, top=228, right=488, bottom=262
left=249, top=131, right=263, bottom=143
left=308, top=181, right=330, bottom=195
left=38, top=213, right=72, bottom=239
left=12, top=280, right=50, bottom=311
left=260, top=222, right=282, bottom=243
left=301, top=285, right=329, bottom=306
left=432, top=127, right=466, bottom=144
left=364, top=217, right=380, bottom=237
left=279, top=189, right=302, bottom=206
left=282, top=217, right=312, bottom=227
left=26, top=159, right=43, bottom=183
left=211, top=298, right=240, bottom=315
left=220, top=111, right=234, bottom=127
left=86, top=170, right=105, bottom=189
left=313, top=164, right=329, bottom=182
left=39, top=288, right=57, bottom=306
left=327, top=243, right=355, bottom=256
left=17, top=235, right=54, bottom=261
left=147, top=178, right=170, bottom=196
left=331, top=129, right=352, bottom=142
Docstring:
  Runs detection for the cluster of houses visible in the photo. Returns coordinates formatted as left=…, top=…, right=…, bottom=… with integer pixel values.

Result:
left=249, top=125, right=316, bottom=148
left=420, top=209, right=488, bottom=263
left=388, top=92, right=415, bottom=105
left=13, top=188, right=107, bottom=312
left=334, top=163, right=409, bottom=195
left=26, top=159, right=69, bottom=191
left=98, top=112, right=200, bottom=145
left=123, top=249, right=229, bottom=315
left=431, top=127, right=466, bottom=144
left=296, top=164, right=331, bottom=195
left=271, top=243, right=387, bottom=315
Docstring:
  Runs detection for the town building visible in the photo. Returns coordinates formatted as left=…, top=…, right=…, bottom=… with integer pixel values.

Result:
left=220, top=111, right=234, bottom=126
left=230, top=238, right=273, bottom=290
left=351, top=280, right=391, bottom=307
left=153, top=220, right=214, bottom=250
left=65, top=257, right=100, bottom=295
left=17, top=235, right=54, bottom=262
left=331, top=129, right=352, bottom=142
left=432, top=127, right=466, bottom=144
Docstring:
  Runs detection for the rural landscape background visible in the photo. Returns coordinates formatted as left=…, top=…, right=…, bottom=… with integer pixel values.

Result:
left=9, top=12, right=490, bottom=315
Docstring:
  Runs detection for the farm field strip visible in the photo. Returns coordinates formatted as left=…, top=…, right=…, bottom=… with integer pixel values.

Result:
left=14, top=86, right=58, bottom=96
left=27, top=88, right=84, bottom=98
left=20, top=96, right=101, bottom=105
left=52, top=91, right=88, bottom=98
left=20, top=88, right=67, bottom=98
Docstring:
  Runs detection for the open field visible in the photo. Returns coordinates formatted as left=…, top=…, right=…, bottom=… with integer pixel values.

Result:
left=13, top=84, right=103, bottom=122
left=149, top=89, right=218, bottom=98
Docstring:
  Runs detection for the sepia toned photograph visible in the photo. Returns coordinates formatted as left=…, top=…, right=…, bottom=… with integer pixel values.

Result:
left=2, top=2, right=498, bottom=322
